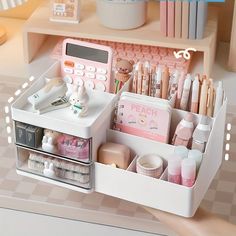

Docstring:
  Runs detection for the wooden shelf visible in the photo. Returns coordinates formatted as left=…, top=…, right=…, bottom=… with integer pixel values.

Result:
left=23, top=0, right=218, bottom=76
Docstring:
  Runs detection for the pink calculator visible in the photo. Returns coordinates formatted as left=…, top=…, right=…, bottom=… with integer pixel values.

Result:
left=61, top=38, right=113, bottom=93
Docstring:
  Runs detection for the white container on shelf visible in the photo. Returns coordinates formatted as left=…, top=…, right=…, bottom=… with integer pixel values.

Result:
left=96, top=0, right=148, bottom=30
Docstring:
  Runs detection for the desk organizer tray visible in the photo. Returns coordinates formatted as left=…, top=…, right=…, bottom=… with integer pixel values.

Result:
left=94, top=101, right=227, bottom=217
left=11, top=62, right=227, bottom=217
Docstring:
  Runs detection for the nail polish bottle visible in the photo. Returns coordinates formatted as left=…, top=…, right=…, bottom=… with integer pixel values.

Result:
left=192, top=115, right=211, bottom=153
left=181, top=158, right=196, bottom=187
left=168, top=154, right=182, bottom=184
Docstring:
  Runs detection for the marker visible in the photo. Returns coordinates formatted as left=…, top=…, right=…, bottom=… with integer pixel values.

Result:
left=190, top=75, right=200, bottom=113
left=207, top=79, right=214, bottom=117
left=176, top=71, right=185, bottom=109
left=199, top=78, right=208, bottom=115
left=180, top=74, right=192, bottom=111
left=213, top=81, right=224, bottom=117
left=154, top=66, right=162, bottom=98
left=161, top=66, right=169, bottom=99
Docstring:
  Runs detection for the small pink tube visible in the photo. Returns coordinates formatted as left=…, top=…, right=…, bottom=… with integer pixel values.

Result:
left=181, top=159, right=196, bottom=187
left=168, top=154, right=182, bottom=185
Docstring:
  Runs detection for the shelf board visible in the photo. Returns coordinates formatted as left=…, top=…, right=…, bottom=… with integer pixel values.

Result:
left=23, top=0, right=218, bottom=76
left=24, top=1, right=217, bottom=51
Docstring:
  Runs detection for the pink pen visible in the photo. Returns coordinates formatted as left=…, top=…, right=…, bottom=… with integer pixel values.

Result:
left=176, top=71, right=185, bottom=109
left=190, top=75, right=200, bottom=113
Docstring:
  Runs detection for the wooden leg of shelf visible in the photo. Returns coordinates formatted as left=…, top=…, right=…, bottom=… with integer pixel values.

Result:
left=23, top=32, right=47, bottom=63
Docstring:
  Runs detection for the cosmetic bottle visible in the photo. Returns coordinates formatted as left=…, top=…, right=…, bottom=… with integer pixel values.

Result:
left=213, top=81, right=224, bottom=117
left=168, top=154, right=182, bottom=184
left=172, top=113, right=194, bottom=147
left=188, top=149, right=203, bottom=171
left=181, top=158, right=196, bottom=187
left=192, top=115, right=211, bottom=153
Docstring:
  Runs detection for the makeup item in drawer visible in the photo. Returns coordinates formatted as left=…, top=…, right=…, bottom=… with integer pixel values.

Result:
left=172, top=113, right=194, bottom=147
left=192, top=115, right=211, bottom=153
left=57, top=134, right=90, bottom=161
left=188, top=149, right=203, bottom=171
left=27, top=153, right=91, bottom=187
left=98, top=142, right=131, bottom=169
left=136, top=154, right=163, bottom=179
left=168, top=154, right=182, bottom=185
left=174, top=146, right=189, bottom=160
left=15, top=122, right=28, bottom=145
left=114, top=92, right=172, bottom=143
left=25, top=125, right=43, bottom=148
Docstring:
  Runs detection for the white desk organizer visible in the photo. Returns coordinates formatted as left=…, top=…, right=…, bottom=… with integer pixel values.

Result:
left=11, top=62, right=227, bottom=217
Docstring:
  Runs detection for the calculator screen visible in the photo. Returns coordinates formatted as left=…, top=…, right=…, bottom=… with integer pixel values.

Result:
left=66, top=43, right=109, bottom=64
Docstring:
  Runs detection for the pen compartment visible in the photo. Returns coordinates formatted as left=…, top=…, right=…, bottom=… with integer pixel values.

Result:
left=95, top=99, right=226, bottom=217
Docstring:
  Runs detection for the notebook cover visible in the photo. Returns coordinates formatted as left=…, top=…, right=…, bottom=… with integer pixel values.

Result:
left=189, top=0, right=197, bottom=39
left=182, top=0, right=189, bottom=39
left=115, top=99, right=170, bottom=143
left=175, top=0, right=182, bottom=38
left=196, top=0, right=208, bottom=39
left=167, top=0, right=175, bottom=37
left=160, top=0, right=168, bottom=36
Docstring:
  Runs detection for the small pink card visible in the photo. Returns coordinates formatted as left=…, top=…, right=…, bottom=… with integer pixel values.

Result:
left=115, top=94, right=171, bottom=143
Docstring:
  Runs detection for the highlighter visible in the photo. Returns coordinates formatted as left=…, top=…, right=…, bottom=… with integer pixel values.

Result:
left=161, top=66, right=170, bottom=99
left=180, top=74, right=192, bottom=111
left=190, top=75, right=200, bottom=113
left=199, top=78, right=208, bottom=115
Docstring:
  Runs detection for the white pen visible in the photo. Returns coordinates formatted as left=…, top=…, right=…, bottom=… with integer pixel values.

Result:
left=154, top=66, right=162, bottom=98
left=190, top=75, right=200, bottom=113
left=180, top=74, right=192, bottom=111
left=213, top=81, right=224, bottom=117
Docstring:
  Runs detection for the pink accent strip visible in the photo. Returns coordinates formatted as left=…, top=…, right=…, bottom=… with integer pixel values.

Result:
left=160, top=1, right=167, bottom=36
left=167, top=1, right=175, bottom=37
left=116, top=124, right=168, bottom=143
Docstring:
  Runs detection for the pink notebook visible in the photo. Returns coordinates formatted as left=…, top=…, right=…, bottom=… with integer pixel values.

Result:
left=114, top=92, right=172, bottom=143
left=160, top=1, right=168, bottom=36
left=167, top=0, right=175, bottom=37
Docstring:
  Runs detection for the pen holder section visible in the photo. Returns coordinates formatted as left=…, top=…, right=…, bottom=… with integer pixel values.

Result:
left=16, top=146, right=92, bottom=190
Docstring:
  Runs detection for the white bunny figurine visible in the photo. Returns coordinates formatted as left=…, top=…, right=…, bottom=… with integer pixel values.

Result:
left=69, top=84, right=89, bottom=117
left=43, top=161, right=55, bottom=178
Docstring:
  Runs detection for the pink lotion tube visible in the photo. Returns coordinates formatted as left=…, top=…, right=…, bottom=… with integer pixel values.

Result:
left=168, top=154, right=182, bottom=185
left=181, top=158, right=196, bottom=187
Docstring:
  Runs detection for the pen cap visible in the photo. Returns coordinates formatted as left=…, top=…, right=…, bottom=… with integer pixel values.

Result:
left=174, top=146, right=189, bottom=159
left=168, top=154, right=182, bottom=175
left=188, top=149, right=203, bottom=170
left=181, top=158, right=196, bottom=180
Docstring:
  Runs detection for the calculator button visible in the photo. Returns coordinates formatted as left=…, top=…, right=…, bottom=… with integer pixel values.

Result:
left=85, top=72, right=95, bottom=79
left=96, top=75, right=107, bottom=81
left=74, top=70, right=85, bottom=76
left=97, top=68, right=107, bottom=74
left=95, top=82, right=106, bottom=92
left=85, top=80, right=95, bottom=90
left=74, top=77, right=84, bottom=86
left=64, top=67, right=74, bottom=74
left=86, top=66, right=96, bottom=72
left=64, top=61, right=74, bottom=68
left=75, top=63, right=85, bottom=70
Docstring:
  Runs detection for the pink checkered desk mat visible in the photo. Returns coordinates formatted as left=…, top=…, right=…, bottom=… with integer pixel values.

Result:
left=0, top=76, right=235, bottom=234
